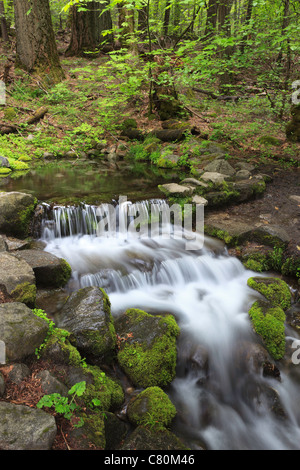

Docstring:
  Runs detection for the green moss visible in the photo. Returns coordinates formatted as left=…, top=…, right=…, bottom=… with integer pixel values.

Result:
left=11, top=282, right=36, bottom=307
left=204, top=225, right=235, bottom=246
left=76, top=412, right=106, bottom=449
left=248, top=300, right=286, bottom=360
left=242, top=253, right=270, bottom=273
left=9, top=160, right=30, bottom=171
left=127, top=386, right=177, bottom=430
left=54, top=259, right=72, bottom=287
left=0, top=168, right=12, bottom=176
left=83, top=365, right=124, bottom=412
left=17, top=198, right=38, bottom=237
left=281, top=257, right=300, bottom=278
left=247, top=277, right=292, bottom=310
left=117, top=309, right=180, bottom=388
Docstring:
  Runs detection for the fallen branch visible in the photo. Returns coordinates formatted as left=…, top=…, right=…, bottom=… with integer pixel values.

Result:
left=192, top=87, right=243, bottom=102
left=26, top=106, right=48, bottom=125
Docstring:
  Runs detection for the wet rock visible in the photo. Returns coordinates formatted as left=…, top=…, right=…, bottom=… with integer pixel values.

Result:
left=0, top=252, right=36, bottom=306
left=0, top=402, right=57, bottom=450
left=14, top=249, right=72, bottom=288
left=104, top=412, right=129, bottom=450
left=120, top=426, right=188, bottom=450
left=0, top=191, right=37, bottom=239
left=55, top=286, right=117, bottom=362
left=127, top=387, right=176, bottom=428
left=0, top=302, right=48, bottom=362
left=115, top=308, right=180, bottom=388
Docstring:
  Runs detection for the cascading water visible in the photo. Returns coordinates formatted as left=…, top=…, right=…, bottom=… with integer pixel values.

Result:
left=39, top=199, right=300, bottom=450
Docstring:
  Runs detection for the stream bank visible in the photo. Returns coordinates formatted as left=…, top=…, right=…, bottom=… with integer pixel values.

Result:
left=0, top=127, right=299, bottom=449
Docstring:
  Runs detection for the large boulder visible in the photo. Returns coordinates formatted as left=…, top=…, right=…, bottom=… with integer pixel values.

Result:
left=0, top=402, right=57, bottom=450
left=14, top=249, right=72, bottom=288
left=55, top=287, right=117, bottom=362
left=0, top=192, right=37, bottom=238
left=0, top=252, right=36, bottom=306
left=0, top=302, right=49, bottom=362
left=115, top=308, right=180, bottom=388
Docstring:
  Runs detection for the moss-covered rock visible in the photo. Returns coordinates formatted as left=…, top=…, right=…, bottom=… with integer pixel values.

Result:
left=247, top=277, right=292, bottom=310
left=115, top=308, right=180, bottom=388
left=248, top=300, right=286, bottom=360
left=70, top=411, right=106, bottom=450
left=56, top=286, right=117, bottom=362
left=11, top=281, right=37, bottom=308
left=120, top=426, right=189, bottom=450
left=15, top=249, right=72, bottom=288
left=127, top=387, right=177, bottom=429
left=0, top=192, right=38, bottom=238
left=81, top=365, right=124, bottom=412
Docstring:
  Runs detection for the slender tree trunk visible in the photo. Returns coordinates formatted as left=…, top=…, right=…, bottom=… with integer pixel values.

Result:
left=13, top=0, right=64, bottom=83
left=204, top=0, right=218, bottom=38
left=66, top=1, right=113, bottom=57
left=0, top=1, right=9, bottom=42
left=240, top=0, right=253, bottom=53
left=163, top=0, right=171, bottom=37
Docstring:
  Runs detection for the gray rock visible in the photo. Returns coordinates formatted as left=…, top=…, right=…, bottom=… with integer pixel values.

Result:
left=0, top=236, right=8, bottom=252
left=0, top=402, right=57, bottom=450
left=0, top=156, right=10, bottom=168
left=181, top=178, right=208, bottom=188
left=158, top=183, right=195, bottom=197
left=0, top=252, right=36, bottom=306
left=235, top=161, right=255, bottom=172
left=235, top=169, right=251, bottom=180
left=289, top=195, right=300, bottom=204
left=200, top=172, right=230, bottom=185
left=0, top=302, right=48, bottom=362
left=192, top=195, right=208, bottom=206
left=204, top=159, right=236, bottom=177
left=36, top=370, right=68, bottom=397
left=14, top=249, right=72, bottom=288
left=0, top=191, right=37, bottom=239
left=55, top=286, right=116, bottom=361
left=7, top=363, right=30, bottom=384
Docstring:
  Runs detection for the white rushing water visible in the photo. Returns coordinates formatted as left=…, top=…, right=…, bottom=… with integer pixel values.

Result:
left=40, top=200, right=300, bottom=450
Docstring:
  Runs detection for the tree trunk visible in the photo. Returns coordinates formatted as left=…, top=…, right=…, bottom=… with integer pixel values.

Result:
left=163, top=0, right=171, bottom=37
left=65, top=1, right=113, bottom=57
left=204, top=0, right=218, bottom=38
left=13, top=0, right=64, bottom=83
left=240, top=0, right=253, bottom=53
left=0, top=1, right=9, bottom=42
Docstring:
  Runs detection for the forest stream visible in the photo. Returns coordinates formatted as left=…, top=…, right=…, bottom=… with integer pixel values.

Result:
left=4, top=163, right=300, bottom=450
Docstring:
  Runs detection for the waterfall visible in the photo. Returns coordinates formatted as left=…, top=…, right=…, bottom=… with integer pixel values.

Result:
left=40, top=200, right=300, bottom=450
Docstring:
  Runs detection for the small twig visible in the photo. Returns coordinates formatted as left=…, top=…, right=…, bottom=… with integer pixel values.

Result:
left=183, top=105, right=209, bottom=122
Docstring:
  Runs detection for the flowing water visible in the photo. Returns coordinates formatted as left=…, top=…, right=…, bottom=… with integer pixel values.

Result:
left=38, top=199, right=300, bottom=450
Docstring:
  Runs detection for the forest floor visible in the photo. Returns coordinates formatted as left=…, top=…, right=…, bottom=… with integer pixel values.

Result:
left=0, top=35, right=299, bottom=273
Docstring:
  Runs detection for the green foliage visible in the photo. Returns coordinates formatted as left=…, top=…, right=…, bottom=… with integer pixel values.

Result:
left=37, top=381, right=89, bottom=428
